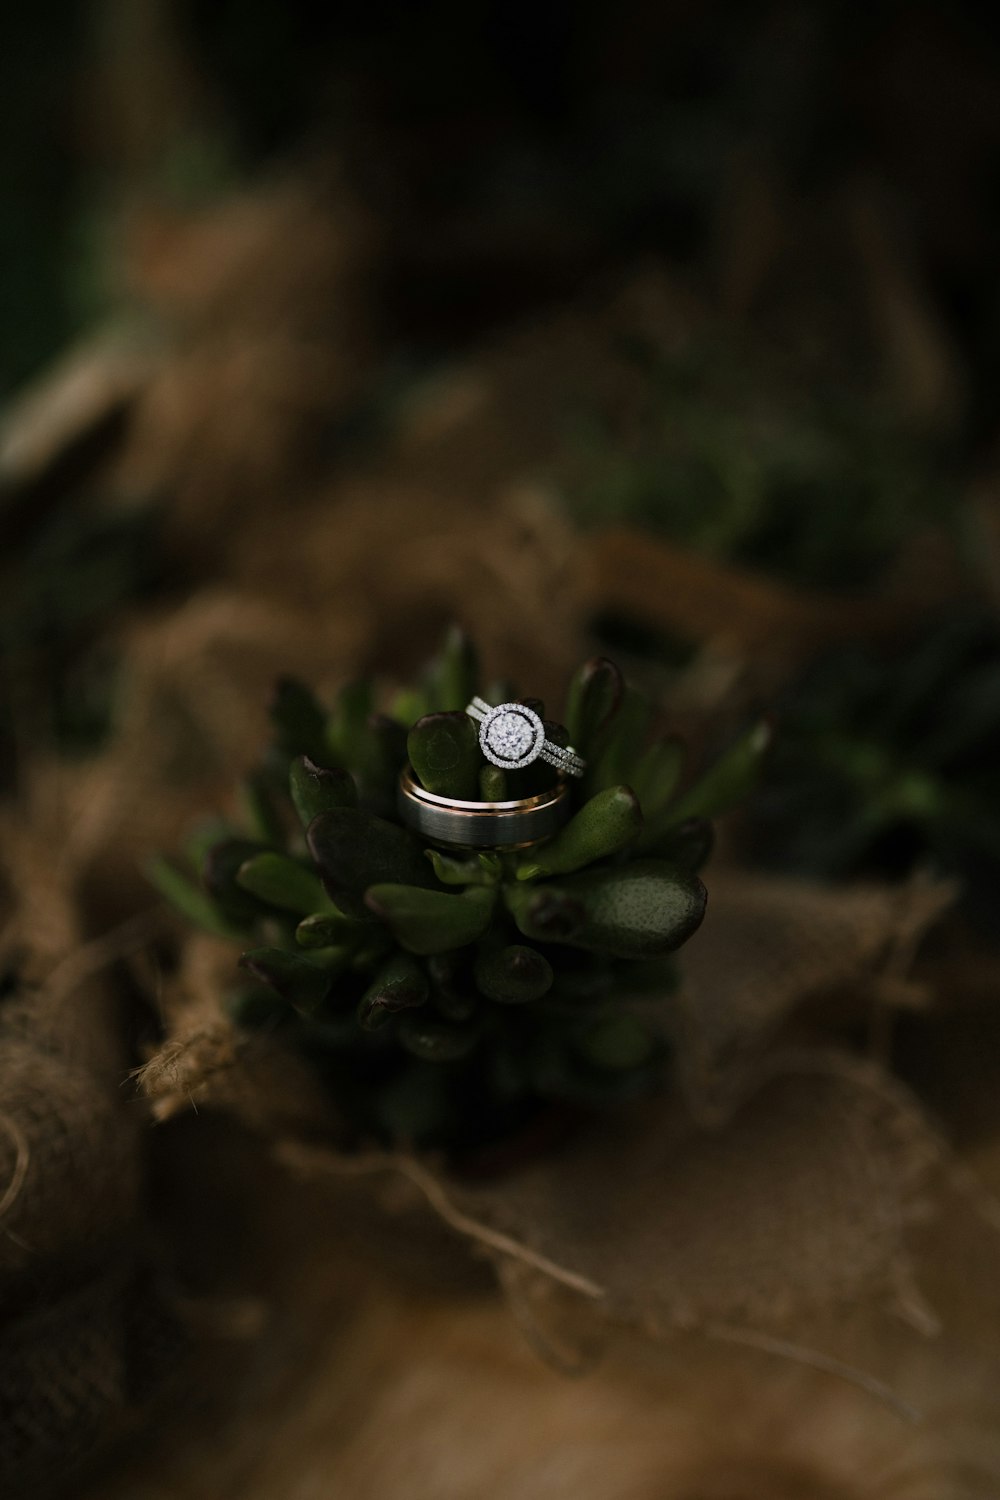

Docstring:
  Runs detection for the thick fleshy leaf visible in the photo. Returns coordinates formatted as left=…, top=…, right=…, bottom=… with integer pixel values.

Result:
left=479, top=765, right=508, bottom=801
left=226, top=986, right=290, bottom=1030
left=358, top=953, right=430, bottom=1030
left=269, top=676, right=329, bottom=762
left=474, top=944, right=553, bottom=1004
left=504, top=858, right=707, bottom=958
left=586, top=685, right=652, bottom=793
left=666, top=719, right=772, bottom=824
left=289, top=755, right=356, bottom=826
left=238, top=947, right=341, bottom=1015
left=397, top=1011, right=479, bottom=1061
left=355, top=714, right=407, bottom=814
left=307, top=807, right=435, bottom=916
left=239, top=771, right=287, bottom=847
left=640, top=816, right=715, bottom=871
left=389, top=686, right=430, bottom=726
left=183, top=817, right=237, bottom=871
left=236, top=853, right=331, bottom=915
left=365, top=883, right=495, bottom=955
left=326, top=678, right=374, bottom=767
left=565, top=656, right=624, bottom=754
left=576, top=1012, right=656, bottom=1071
left=407, top=711, right=481, bottom=799
left=295, top=909, right=365, bottom=948
left=203, top=838, right=273, bottom=923
left=426, top=625, right=480, bottom=713
left=630, top=735, right=685, bottom=821
left=426, top=848, right=502, bottom=886
left=517, top=785, right=641, bottom=879
left=146, top=856, right=244, bottom=940
left=484, top=678, right=514, bottom=705
left=426, top=952, right=478, bottom=1021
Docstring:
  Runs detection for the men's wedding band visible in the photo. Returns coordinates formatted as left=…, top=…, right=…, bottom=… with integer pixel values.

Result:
left=464, top=696, right=585, bottom=778
left=397, top=766, right=571, bottom=850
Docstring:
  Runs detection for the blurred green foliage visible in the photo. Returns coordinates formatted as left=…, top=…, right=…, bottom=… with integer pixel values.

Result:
left=564, top=335, right=956, bottom=591
left=749, top=611, right=1000, bottom=930
left=0, top=2, right=93, bottom=394
left=0, top=504, right=163, bottom=778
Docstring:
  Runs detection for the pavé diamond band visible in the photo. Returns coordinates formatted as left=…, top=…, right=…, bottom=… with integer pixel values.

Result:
left=464, top=696, right=586, bottom=778
left=397, top=766, right=571, bottom=849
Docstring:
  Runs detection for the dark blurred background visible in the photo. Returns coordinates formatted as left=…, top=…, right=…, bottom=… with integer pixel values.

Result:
left=5, top=0, right=1000, bottom=419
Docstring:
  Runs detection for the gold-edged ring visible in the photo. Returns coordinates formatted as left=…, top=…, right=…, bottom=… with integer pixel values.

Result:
left=397, top=765, right=570, bottom=850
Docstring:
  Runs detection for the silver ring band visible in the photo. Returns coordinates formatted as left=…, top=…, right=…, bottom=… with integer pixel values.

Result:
left=465, top=696, right=585, bottom=778
left=397, top=766, right=571, bottom=849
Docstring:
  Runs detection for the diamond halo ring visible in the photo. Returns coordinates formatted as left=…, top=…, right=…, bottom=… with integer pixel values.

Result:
left=465, top=696, right=585, bottom=778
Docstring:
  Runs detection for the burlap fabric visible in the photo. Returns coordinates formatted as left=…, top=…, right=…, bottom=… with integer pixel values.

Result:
left=0, top=794, right=165, bottom=1494
left=150, top=869, right=953, bottom=1348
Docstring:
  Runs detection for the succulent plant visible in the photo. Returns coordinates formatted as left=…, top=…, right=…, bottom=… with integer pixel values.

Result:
left=149, top=628, right=768, bottom=1149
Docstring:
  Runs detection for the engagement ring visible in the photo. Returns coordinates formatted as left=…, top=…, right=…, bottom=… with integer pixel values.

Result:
left=464, top=697, right=585, bottom=778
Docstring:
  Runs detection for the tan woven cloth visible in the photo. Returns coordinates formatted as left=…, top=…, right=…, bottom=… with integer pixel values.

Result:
left=0, top=794, right=158, bottom=1492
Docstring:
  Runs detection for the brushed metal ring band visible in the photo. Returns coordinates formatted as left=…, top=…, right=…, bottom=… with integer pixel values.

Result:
left=397, top=766, right=571, bottom=850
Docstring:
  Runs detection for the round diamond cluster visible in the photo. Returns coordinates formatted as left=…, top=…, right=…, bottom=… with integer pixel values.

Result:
left=481, top=704, right=543, bottom=769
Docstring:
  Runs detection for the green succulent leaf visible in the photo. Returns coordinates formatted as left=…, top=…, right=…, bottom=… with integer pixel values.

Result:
left=295, top=908, right=365, bottom=948
left=225, top=986, right=291, bottom=1030
left=203, top=838, right=274, bottom=923
left=425, top=952, right=479, bottom=1021
left=355, top=713, right=407, bottom=814
left=239, top=771, right=287, bottom=846
left=426, top=625, right=480, bottom=713
left=474, top=943, right=554, bottom=1004
left=397, top=1011, right=479, bottom=1061
left=236, top=852, right=332, bottom=915
left=517, top=784, right=642, bottom=879
left=479, top=765, right=508, bottom=801
left=576, top=1012, right=656, bottom=1071
left=269, top=676, right=329, bottom=763
left=641, top=816, right=715, bottom=872
left=630, top=735, right=685, bottom=821
left=238, top=947, right=340, bottom=1015
left=183, top=817, right=238, bottom=872
left=389, top=686, right=429, bottom=726
left=358, top=953, right=430, bottom=1030
left=505, top=858, right=707, bottom=959
left=585, top=685, right=652, bottom=793
left=146, top=855, right=245, bottom=940
left=407, top=711, right=481, bottom=799
left=666, top=718, right=772, bottom=824
left=565, top=656, right=624, bottom=754
left=289, top=755, right=357, bottom=826
left=326, top=678, right=374, bottom=767
left=365, top=883, right=496, bottom=955
left=307, top=807, right=436, bottom=916
left=426, top=848, right=502, bottom=886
